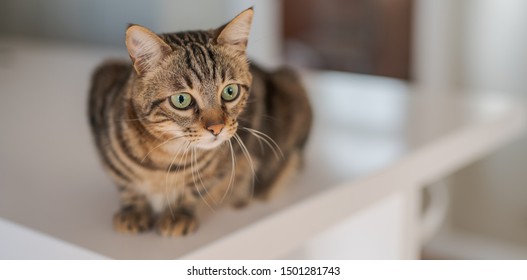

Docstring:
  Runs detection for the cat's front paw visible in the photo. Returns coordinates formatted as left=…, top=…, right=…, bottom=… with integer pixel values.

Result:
left=113, top=206, right=153, bottom=234
left=157, top=210, right=198, bottom=237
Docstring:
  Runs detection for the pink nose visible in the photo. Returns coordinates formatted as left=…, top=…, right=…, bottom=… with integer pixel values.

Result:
left=207, top=124, right=225, bottom=136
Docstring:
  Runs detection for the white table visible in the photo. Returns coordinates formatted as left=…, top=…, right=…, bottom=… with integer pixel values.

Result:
left=0, top=37, right=525, bottom=259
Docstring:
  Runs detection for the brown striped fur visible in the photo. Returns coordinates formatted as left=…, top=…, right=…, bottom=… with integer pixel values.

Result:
left=88, top=8, right=312, bottom=236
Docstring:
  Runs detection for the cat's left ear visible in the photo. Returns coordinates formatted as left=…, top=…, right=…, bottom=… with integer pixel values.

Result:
left=216, top=7, right=254, bottom=53
left=126, top=24, right=172, bottom=75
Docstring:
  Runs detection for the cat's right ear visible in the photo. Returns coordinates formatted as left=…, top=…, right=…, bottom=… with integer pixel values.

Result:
left=125, top=25, right=171, bottom=75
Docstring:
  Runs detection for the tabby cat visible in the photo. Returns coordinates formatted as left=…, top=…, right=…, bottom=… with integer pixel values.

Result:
left=88, top=8, right=312, bottom=236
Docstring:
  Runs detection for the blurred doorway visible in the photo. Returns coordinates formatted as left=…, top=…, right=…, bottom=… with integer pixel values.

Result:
left=282, top=0, right=413, bottom=80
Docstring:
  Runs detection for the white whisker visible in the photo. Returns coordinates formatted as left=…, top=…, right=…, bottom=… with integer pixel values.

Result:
left=221, top=139, right=237, bottom=203
left=164, top=141, right=189, bottom=219
left=233, top=133, right=256, bottom=201
left=193, top=146, right=218, bottom=205
left=141, top=135, right=184, bottom=163
left=241, top=127, right=284, bottom=160
left=190, top=146, right=215, bottom=211
left=120, top=116, right=150, bottom=122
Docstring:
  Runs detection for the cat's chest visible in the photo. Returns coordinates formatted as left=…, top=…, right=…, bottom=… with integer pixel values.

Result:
left=134, top=155, right=227, bottom=192
left=135, top=165, right=229, bottom=212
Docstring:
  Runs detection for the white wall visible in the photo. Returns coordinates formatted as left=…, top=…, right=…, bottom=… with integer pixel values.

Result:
left=459, top=0, right=527, bottom=93
left=414, top=0, right=527, bottom=257
left=0, top=0, right=281, bottom=66
left=448, top=0, right=527, bottom=250
left=0, top=0, right=157, bottom=46
left=412, top=0, right=461, bottom=90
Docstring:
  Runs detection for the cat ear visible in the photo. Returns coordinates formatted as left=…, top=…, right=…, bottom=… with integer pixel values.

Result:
left=125, top=25, right=171, bottom=74
left=216, top=7, right=254, bottom=53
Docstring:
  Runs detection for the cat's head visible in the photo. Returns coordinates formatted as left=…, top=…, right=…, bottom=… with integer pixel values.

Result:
left=125, top=8, right=253, bottom=150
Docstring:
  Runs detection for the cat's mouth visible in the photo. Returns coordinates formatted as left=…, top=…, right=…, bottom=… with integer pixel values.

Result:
left=194, top=134, right=228, bottom=150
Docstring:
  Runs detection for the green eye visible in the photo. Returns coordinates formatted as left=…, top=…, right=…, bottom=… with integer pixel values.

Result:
left=221, top=84, right=240, bottom=101
left=169, top=93, right=193, bottom=109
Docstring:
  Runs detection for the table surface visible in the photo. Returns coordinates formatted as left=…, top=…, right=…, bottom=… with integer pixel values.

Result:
left=0, top=37, right=525, bottom=259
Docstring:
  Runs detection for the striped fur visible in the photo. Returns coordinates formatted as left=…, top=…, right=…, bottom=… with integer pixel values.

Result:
left=88, top=8, right=312, bottom=236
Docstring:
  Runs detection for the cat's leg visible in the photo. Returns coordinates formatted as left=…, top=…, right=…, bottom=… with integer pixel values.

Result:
left=156, top=189, right=199, bottom=237
left=228, top=159, right=256, bottom=209
left=157, top=208, right=198, bottom=237
left=259, top=150, right=302, bottom=200
left=113, top=185, right=153, bottom=234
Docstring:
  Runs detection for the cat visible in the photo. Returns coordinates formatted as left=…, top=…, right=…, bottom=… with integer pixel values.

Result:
left=88, top=8, right=312, bottom=237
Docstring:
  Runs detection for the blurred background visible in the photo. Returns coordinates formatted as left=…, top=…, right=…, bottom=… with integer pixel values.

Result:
left=1, top=0, right=527, bottom=259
